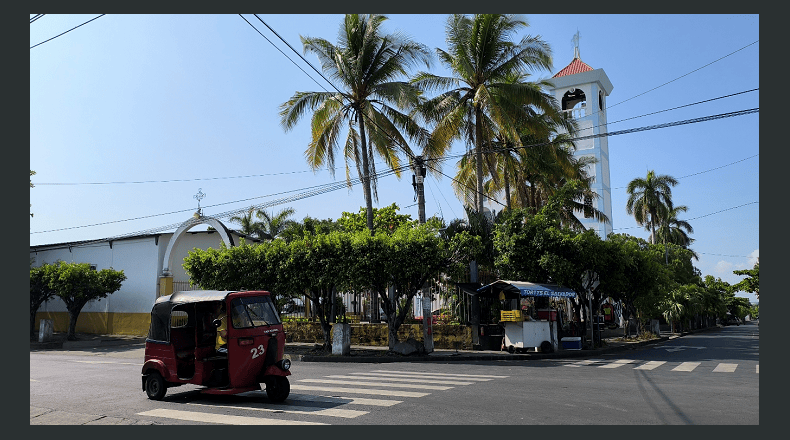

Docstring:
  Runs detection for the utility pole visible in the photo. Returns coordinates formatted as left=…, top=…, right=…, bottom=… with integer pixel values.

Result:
left=413, top=156, right=433, bottom=353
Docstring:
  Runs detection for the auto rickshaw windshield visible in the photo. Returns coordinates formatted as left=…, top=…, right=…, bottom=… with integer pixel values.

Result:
left=230, top=296, right=282, bottom=328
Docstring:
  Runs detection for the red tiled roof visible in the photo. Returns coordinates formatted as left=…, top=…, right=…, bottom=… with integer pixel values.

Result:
left=553, top=57, right=594, bottom=78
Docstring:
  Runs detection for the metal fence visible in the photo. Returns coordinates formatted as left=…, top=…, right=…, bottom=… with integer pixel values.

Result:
left=278, top=279, right=477, bottom=324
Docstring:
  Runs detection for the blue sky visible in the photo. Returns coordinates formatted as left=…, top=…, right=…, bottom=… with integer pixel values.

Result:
left=29, top=14, right=759, bottom=302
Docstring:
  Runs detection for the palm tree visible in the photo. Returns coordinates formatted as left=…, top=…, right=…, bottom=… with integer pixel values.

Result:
left=256, top=207, right=297, bottom=240
left=229, top=208, right=265, bottom=238
left=625, top=170, right=679, bottom=244
left=653, top=204, right=698, bottom=260
left=280, top=14, right=432, bottom=233
left=413, top=14, right=554, bottom=214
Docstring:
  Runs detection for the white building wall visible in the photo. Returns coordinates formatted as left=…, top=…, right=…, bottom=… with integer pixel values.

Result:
left=34, top=236, right=161, bottom=315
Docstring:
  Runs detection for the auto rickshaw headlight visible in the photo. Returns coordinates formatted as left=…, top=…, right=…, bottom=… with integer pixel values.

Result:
left=278, top=356, right=291, bottom=371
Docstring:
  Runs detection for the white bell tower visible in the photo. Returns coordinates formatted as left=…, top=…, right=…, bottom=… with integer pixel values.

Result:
left=548, top=31, right=614, bottom=239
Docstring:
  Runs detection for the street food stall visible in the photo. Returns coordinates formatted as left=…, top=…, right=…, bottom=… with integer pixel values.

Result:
left=477, top=280, right=577, bottom=353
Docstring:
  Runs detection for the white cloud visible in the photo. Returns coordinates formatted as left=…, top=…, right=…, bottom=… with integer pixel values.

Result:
left=714, top=260, right=735, bottom=275
left=748, top=249, right=759, bottom=267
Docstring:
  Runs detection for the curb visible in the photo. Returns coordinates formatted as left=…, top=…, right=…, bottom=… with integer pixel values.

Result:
left=297, top=336, right=670, bottom=363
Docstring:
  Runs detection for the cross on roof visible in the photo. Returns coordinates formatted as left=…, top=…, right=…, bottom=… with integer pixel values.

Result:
left=194, top=188, right=205, bottom=217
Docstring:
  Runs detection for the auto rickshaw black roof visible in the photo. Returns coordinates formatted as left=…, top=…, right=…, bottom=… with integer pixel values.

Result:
left=154, top=290, right=272, bottom=306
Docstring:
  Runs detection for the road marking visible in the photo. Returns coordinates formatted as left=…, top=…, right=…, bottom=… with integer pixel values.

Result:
left=298, top=378, right=453, bottom=391
left=565, top=359, right=605, bottom=367
left=289, top=394, right=402, bottom=407
left=137, top=408, right=327, bottom=425
left=290, top=384, right=430, bottom=398
left=30, top=379, right=39, bottom=382
left=332, top=374, right=474, bottom=386
left=712, top=363, right=738, bottom=373
left=71, top=360, right=140, bottom=366
left=756, top=365, right=759, bottom=374
left=671, top=362, right=701, bottom=372
left=187, top=402, right=367, bottom=419
left=633, top=361, right=666, bottom=370
left=598, top=359, right=636, bottom=369
left=369, top=370, right=508, bottom=379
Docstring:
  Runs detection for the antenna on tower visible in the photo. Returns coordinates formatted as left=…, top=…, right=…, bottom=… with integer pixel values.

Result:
left=572, top=30, right=581, bottom=59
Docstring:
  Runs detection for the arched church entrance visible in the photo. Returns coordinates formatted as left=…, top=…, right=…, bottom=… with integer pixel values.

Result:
left=158, top=216, right=235, bottom=297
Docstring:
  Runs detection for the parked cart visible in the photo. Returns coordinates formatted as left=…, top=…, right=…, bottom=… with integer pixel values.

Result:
left=476, top=280, right=577, bottom=353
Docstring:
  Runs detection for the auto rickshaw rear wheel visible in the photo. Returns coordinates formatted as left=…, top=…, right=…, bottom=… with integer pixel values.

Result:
left=145, top=371, right=167, bottom=400
left=265, top=376, right=290, bottom=403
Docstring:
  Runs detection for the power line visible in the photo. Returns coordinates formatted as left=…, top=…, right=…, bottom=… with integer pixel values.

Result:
left=238, top=14, right=330, bottom=92
left=30, top=14, right=105, bottom=49
left=30, top=14, right=45, bottom=24
left=607, top=40, right=759, bottom=109
left=33, top=169, right=318, bottom=186
left=250, top=15, right=419, bottom=162
left=30, top=164, right=407, bottom=236
left=432, top=107, right=759, bottom=164
left=611, top=201, right=758, bottom=232
left=611, top=154, right=759, bottom=190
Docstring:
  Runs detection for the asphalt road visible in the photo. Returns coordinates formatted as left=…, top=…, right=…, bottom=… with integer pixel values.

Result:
left=30, top=321, right=758, bottom=425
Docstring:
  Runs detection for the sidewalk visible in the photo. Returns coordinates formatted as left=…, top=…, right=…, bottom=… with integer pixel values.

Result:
left=30, top=329, right=711, bottom=362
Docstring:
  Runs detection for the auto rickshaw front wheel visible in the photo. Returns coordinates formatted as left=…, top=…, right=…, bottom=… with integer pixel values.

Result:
left=145, top=371, right=167, bottom=401
left=265, top=376, right=290, bottom=403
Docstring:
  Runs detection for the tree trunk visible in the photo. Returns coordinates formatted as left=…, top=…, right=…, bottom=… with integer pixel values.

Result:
left=504, top=171, right=511, bottom=210
left=357, top=111, right=375, bottom=233
left=474, top=106, right=485, bottom=215
left=67, top=309, right=80, bottom=341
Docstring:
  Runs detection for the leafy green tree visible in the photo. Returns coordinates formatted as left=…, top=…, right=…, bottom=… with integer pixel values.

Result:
left=414, top=14, right=553, bottom=214
left=606, top=233, right=672, bottom=336
left=626, top=170, right=678, bottom=244
left=280, top=14, right=431, bottom=232
left=733, top=259, right=759, bottom=300
left=30, top=262, right=57, bottom=339
left=280, top=232, right=355, bottom=347
left=279, top=216, right=341, bottom=243
left=338, top=203, right=414, bottom=234
left=349, top=223, right=481, bottom=350
left=45, top=262, right=126, bottom=340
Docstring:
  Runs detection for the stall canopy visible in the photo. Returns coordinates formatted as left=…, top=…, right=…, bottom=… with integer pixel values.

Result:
left=477, top=280, right=577, bottom=298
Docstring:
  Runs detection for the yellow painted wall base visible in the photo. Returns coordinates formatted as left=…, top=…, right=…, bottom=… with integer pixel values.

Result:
left=35, top=312, right=151, bottom=336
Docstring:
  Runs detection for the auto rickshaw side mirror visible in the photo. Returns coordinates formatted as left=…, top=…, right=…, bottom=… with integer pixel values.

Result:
left=213, top=319, right=222, bottom=328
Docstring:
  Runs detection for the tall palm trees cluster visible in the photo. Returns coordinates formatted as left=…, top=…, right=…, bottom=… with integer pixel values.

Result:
left=278, top=14, right=607, bottom=233
left=626, top=170, right=696, bottom=258
left=229, top=207, right=297, bottom=240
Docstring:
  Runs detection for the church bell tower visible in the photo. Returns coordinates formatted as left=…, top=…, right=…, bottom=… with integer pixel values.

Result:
left=548, top=31, right=614, bottom=239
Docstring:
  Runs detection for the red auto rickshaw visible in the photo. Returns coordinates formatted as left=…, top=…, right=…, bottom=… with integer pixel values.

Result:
left=142, top=290, right=291, bottom=402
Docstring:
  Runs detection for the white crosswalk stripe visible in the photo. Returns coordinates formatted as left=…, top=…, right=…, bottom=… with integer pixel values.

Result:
left=290, top=384, right=430, bottom=398
left=369, top=370, right=508, bottom=379
left=633, top=361, right=666, bottom=370
left=136, top=369, right=510, bottom=425
left=289, top=393, right=402, bottom=407
left=598, top=359, right=636, bottom=369
left=298, top=378, right=454, bottom=391
left=187, top=402, right=367, bottom=419
left=671, top=362, right=701, bottom=372
left=137, top=408, right=327, bottom=425
left=562, top=359, right=756, bottom=374
left=565, top=359, right=605, bottom=367
left=330, top=374, right=474, bottom=385
left=712, top=363, right=738, bottom=373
